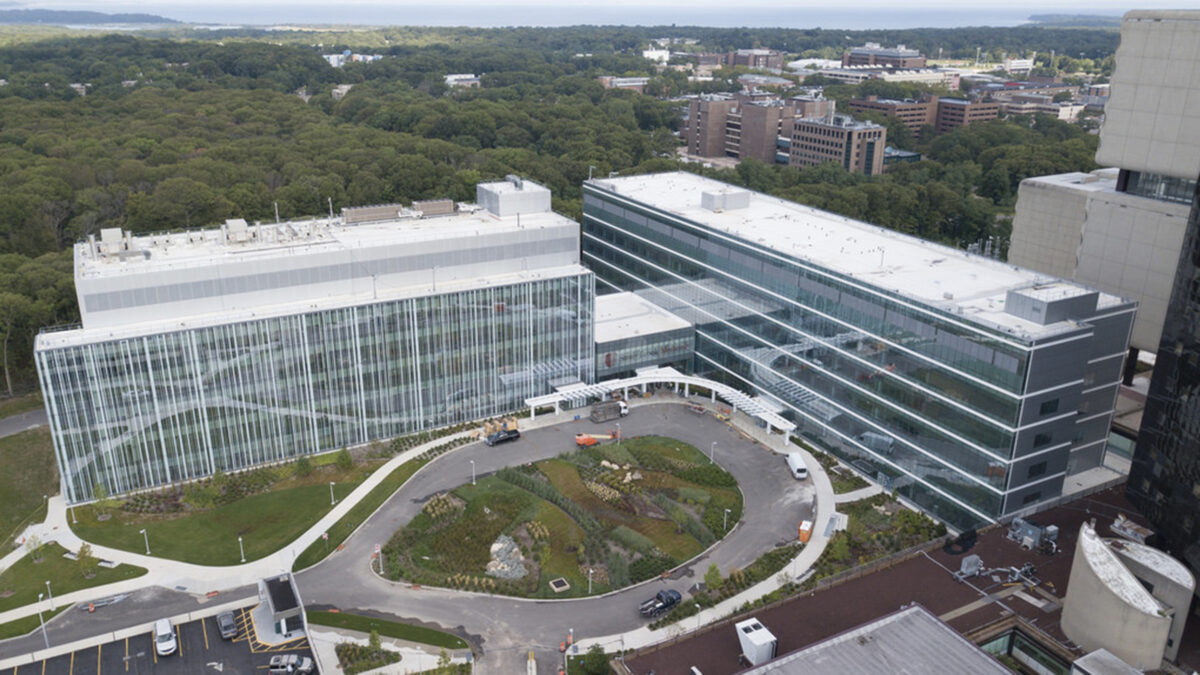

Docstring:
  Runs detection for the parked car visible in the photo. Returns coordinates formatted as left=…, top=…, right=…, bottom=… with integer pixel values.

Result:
left=153, top=618, right=177, bottom=657
left=216, top=611, right=238, bottom=640
left=485, top=428, right=520, bottom=446
left=268, top=654, right=315, bottom=674
left=638, top=589, right=682, bottom=618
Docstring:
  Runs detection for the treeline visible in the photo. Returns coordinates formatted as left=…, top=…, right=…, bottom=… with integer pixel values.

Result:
left=0, top=32, right=1100, bottom=395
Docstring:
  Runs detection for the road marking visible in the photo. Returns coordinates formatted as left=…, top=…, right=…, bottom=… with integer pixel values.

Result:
left=124, top=638, right=129, bottom=672
left=176, top=625, right=183, bottom=657
left=96, top=645, right=101, bottom=675
left=202, top=616, right=209, bottom=650
left=68, top=651, right=73, bottom=675
left=152, top=634, right=157, bottom=665
left=205, top=663, right=223, bottom=672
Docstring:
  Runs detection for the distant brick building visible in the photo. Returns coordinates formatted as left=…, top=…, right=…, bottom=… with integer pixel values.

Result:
left=935, top=98, right=1001, bottom=133
left=849, top=95, right=1000, bottom=137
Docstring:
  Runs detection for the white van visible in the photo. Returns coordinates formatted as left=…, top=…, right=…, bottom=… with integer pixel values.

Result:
left=785, top=453, right=808, bottom=480
left=153, top=618, right=177, bottom=656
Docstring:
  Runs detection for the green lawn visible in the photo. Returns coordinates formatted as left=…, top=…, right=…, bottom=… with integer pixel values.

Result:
left=0, top=427, right=59, bottom=550
left=73, top=480, right=360, bottom=566
left=0, top=605, right=70, bottom=640
left=0, top=392, right=43, bottom=418
left=0, top=542, right=147, bottom=614
left=292, top=458, right=429, bottom=571
left=306, top=610, right=468, bottom=649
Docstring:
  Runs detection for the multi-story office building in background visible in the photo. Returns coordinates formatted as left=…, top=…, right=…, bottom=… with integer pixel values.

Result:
left=842, top=43, right=926, bottom=68
left=582, top=172, right=1134, bottom=530
left=36, top=179, right=595, bottom=503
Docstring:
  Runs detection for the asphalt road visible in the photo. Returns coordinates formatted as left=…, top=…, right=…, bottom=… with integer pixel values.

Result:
left=0, top=586, right=257, bottom=662
left=0, top=409, right=47, bottom=440
left=296, top=402, right=814, bottom=674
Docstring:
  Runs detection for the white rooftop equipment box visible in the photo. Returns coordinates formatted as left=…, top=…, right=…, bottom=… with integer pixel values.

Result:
left=735, top=617, right=778, bottom=666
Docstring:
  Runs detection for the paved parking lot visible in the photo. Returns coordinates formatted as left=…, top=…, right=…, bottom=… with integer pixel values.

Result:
left=5, top=607, right=316, bottom=675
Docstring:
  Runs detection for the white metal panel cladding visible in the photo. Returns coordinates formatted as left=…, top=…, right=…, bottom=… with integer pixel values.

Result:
left=38, top=273, right=595, bottom=504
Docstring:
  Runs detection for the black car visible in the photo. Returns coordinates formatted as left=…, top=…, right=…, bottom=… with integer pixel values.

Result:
left=485, top=429, right=520, bottom=446
left=216, top=611, right=238, bottom=640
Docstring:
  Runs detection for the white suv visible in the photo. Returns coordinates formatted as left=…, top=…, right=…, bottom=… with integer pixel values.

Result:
left=153, top=618, right=177, bottom=657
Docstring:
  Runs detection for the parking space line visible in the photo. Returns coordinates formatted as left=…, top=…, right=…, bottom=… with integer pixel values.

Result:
left=96, top=645, right=101, bottom=675
left=176, top=624, right=182, bottom=658
left=124, top=638, right=128, bottom=672
left=202, top=616, right=209, bottom=650
left=68, top=651, right=73, bottom=675
left=152, top=634, right=157, bottom=665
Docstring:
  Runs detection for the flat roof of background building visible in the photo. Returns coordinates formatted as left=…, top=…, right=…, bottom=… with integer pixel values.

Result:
left=587, top=172, right=1128, bottom=340
left=744, top=604, right=1009, bottom=674
left=594, top=292, right=692, bottom=344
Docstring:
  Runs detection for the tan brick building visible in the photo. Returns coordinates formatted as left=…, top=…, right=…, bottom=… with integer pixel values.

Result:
left=790, top=114, right=887, bottom=175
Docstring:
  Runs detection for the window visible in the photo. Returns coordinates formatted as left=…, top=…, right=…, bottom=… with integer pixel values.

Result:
left=1039, top=399, right=1059, bottom=416
left=1028, top=461, right=1047, bottom=478
left=1033, top=433, right=1052, bottom=448
left=1021, top=492, right=1042, bottom=505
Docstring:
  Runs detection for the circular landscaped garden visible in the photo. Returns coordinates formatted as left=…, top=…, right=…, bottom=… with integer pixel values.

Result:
left=379, top=436, right=743, bottom=598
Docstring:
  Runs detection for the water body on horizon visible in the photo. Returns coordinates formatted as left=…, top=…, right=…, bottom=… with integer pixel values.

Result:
left=66, top=4, right=1124, bottom=29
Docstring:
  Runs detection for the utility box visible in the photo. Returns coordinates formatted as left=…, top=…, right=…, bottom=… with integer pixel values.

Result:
left=735, top=618, right=777, bottom=666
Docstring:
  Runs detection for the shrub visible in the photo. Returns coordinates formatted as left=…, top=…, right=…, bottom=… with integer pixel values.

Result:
left=606, top=551, right=631, bottom=588
left=294, top=456, right=313, bottom=477
left=676, top=487, right=711, bottom=504
left=677, top=464, right=736, bottom=488
left=629, top=553, right=675, bottom=583
left=627, top=447, right=673, bottom=471
left=610, top=526, right=656, bottom=556
left=336, top=448, right=354, bottom=471
left=496, top=468, right=602, bottom=533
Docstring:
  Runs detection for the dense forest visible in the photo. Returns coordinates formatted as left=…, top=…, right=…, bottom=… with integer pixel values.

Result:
left=0, top=26, right=1105, bottom=394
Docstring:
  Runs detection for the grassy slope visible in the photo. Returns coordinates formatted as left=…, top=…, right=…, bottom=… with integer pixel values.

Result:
left=306, top=610, right=468, bottom=650
left=0, top=542, right=146, bottom=614
left=0, top=426, right=58, bottom=549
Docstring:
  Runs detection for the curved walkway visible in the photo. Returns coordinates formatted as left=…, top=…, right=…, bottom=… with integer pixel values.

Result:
left=1, top=395, right=840, bottom=674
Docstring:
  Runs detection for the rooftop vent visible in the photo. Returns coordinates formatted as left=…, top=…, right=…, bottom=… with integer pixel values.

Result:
left=701, top=189, right=750, bottom=212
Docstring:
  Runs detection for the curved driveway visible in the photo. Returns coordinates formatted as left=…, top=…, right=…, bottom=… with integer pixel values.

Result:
left=296, top=402, right=814, bottom=672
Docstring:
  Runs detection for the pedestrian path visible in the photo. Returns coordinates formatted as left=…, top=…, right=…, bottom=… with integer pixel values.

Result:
left=834, top=483, right=884, bottom=503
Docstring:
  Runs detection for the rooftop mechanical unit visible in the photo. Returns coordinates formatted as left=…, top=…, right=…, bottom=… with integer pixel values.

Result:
left=735, top=617, right=778, bottom=666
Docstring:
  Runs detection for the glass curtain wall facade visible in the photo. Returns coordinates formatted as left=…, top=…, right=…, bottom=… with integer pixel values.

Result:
left=582, top=179, right=1127, bottom=531
left=38, top=274, right=594, bottom=503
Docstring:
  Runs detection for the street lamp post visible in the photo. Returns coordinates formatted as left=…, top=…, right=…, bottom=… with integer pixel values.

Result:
left=588, top=568, right=593, bottom=595
left=470, top=460, right=476, bottom=486
left=723, top=508, right=732, bottom=533
left=139, top=528, right=150, bottom=555
left=36, top=592, right=48, bottom=648
left=329, top=481, right=336, bottom=506
left=710, top=442, right=716, bottom=464
left=695, top=604, right=702, bottom=632
left=616, top=422, right=621, bottom=443
left=45, top=580, right=53, bottom=611
left=238, top=536, right=246, bottom=564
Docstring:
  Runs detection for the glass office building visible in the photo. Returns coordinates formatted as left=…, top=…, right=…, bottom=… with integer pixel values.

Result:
left=583, top=172, right=1135, bottom=530
left=37, top=179, right=594, bottom=503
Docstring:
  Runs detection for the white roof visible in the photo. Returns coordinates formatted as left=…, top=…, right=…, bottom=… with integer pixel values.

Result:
left=594, top=292, right=691, bottom=345
left=1105, top=538, right=1196, bottom=590
left=75, top=207, right=571, bottom=281
left=590, top=172, right=1127, bottom=340
left=1078, top=523, right=1163, bottom=616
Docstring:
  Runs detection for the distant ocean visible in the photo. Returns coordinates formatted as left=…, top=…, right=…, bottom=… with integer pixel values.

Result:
left=65, top=4, right=1125, bottom=29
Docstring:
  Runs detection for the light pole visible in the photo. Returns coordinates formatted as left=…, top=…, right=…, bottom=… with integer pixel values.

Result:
left=238, top=536, right=246, bottom=564
left=329, top=481, right=336, bottom=506
left=695, top=604, right=702, bottom=632
left=71, top=506, right=77, bottom=525
left=616, top=422, right=621, bottom=443
left=588, top=568, right=593, bottom=594
left=139, top=528, right=150, bottom=555
left=710, top=442, right=716, bottom=464
left=36, top=592, right=48, bottom=648
left=470, top=460, right=476, bottom=486
left=45, top=580, right=53, bottom=611
left=723, top=508, right=731, bottom=533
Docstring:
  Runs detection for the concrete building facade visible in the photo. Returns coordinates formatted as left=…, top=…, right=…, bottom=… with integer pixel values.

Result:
left=1009, top=10, right=1200, bottom=355
left=36, top=179, right=596, bottom=503
left=581, top=172, right=1135, bottom=530
left=790, top=114, right=886, bottom=176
